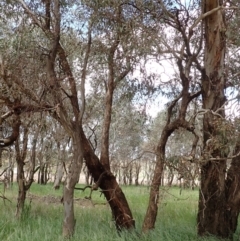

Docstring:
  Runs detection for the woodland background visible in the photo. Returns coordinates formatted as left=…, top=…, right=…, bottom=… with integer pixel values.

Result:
left=1, top=0, right=240, bottom=240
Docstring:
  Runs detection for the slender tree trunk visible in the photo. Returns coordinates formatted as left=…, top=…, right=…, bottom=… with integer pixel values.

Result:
left=142, top=95, right=195, bottom=232
left=15, top=127, right=28, bottom=217
left=135, top=164, right=141, bottom=186
left=38, top=164, right=45, bottom=184
left=53, top=162, right=64, bottom=189
left=129, top=166, right=132, bottom=185
left=197, top=0, right=228, bottom=238
left=62, top=133, right=83, bottom=237
left=167, top=171, right=174, bottom=187
left=142, top=147, right=165, bottom=232
left=0, top=148, right=2, bottom=168
left=16, top=160, right=26, bottom=217
left=44, top=163, right=49, bottom=184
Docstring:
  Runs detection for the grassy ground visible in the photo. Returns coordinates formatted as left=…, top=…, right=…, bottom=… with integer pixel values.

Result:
left=0, top=184, right=239, bottom=241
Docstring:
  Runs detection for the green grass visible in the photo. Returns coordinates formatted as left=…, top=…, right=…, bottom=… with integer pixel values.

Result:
left=0, top=184, right=239, bottom=241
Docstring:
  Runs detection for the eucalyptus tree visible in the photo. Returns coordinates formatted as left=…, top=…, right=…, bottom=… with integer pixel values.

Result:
left=197, top=0, right=240, bottom=238
left=146, top=110, right=200, bottom=187
left=140, top=0, right=203, bottom=232
left=138, top=0, right=240, bottom=239
left=0, top=0, right=92, bottom=235
left=15, top=115, right=42, bottom=217
left=52, top=123, right=71, bottom=189
left=0, top=0, right=151, bottom=236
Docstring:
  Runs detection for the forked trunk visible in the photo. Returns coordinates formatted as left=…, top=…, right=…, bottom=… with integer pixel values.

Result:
left=62, top=134, right=83, bottom=237
left=142, top=120, right=188, bottom=232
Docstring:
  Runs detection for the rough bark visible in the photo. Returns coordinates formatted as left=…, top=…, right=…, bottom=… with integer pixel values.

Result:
left=17, top=0, right=133, bottom=235
left=81, top=127, right=135, bottom=230
left=225, top=137, right=240, bottom=238
left=197, top=0, right=228, bottom=238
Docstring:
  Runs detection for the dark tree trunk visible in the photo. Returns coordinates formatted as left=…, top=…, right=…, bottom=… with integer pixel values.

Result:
left=167, top=171, right=174, bottom=187
left=44, top=163, right=49, bottom=184
left=0, top=148, right=2, bottom=168
left=81, top=127, right=135, bottom=230
left=38, top=164, right=45, bottom=184
left=123, top=172, right=127, bottom=185
left=225, top=138, right=240, bottom=238
left=135, top=164, right=141, bottom=186
left=16, top=160, right=27, bottom=217
left=129, top=166, right=132, bottom=185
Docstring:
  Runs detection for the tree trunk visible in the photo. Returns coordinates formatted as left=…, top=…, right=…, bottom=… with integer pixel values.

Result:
left=225, top=138, right=240, bottom=238
left=15, top=127, right=29, bottom=217
left=16, top=160, right=26, bottom=218
left=53, top=162, right=64, bottom=189
left=0, top=148, right=2, bottom=168
left=38, top=164, right=45, bottom=184
left=81, top=127, right=135, bottom=230
left=135, top=163, right=141, bottom=186
left=129, top=166, right=132, bottom=185
left=197, top=0, right=228, bottom=238
left=15, top=125, right=39, bottom=217
left=167, top=171, right=174, bottom=187
left=62, top=134, right=83, bottom=237
left=142, top=148, right=164, bottom=232
left=142, top=119, right=187, bottom=231
left=44, top=163, right=49, bottom=184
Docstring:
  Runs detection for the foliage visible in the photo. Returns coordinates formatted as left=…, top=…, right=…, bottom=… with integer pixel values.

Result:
left=1, top=0, right=240, bottom=238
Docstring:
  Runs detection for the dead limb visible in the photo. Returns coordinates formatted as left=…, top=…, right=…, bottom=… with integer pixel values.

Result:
left=0, top=191, right=11, bottom=204
left=74, top=171, right=108, bottom=199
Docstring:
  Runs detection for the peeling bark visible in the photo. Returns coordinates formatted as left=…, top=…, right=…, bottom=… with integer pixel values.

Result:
left=197, top=0, right=228, bottom=238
